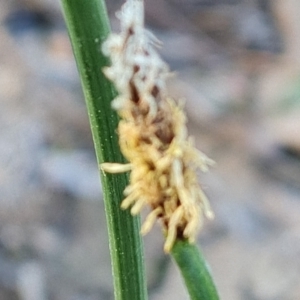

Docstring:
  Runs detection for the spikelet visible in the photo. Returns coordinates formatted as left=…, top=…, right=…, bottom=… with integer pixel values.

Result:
left=101, top=0, right=214, bottom=253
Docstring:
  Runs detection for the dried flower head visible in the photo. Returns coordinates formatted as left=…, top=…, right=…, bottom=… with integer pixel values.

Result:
left=101, top=0, right=214, bottom=252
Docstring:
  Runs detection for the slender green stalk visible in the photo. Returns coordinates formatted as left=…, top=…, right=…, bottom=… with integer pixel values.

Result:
left=171, top=239, right=219, bottom=300
left=60, top=1, right=147, bottom=299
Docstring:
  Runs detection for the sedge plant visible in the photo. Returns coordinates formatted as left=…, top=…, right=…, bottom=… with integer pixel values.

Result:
left=60, top=0, right=219, bottom=299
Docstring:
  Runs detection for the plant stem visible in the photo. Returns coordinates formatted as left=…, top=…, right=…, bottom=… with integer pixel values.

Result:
left=60, top=1, right=147, bottom=299
left=171, top=239, right=219, bottom=300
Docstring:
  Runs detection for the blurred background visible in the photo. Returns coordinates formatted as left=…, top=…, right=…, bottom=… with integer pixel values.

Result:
left=0, top=0, right=300, bottom=299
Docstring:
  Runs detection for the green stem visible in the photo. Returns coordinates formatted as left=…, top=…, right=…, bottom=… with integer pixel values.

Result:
left=171, top=240, right=219, bottom=300
left=60, top=1, right=147, bottom=299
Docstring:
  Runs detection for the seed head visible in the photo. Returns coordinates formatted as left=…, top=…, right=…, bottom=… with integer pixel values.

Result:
left=101, top=0, right=214, bottom=252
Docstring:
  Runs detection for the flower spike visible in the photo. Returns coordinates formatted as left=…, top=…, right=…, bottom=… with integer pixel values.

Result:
left=101, top=0, right=214, bottom=252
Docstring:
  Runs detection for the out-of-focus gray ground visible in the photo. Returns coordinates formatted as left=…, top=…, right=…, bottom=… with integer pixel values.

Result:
left=1, top=0, right=300, bottom=299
